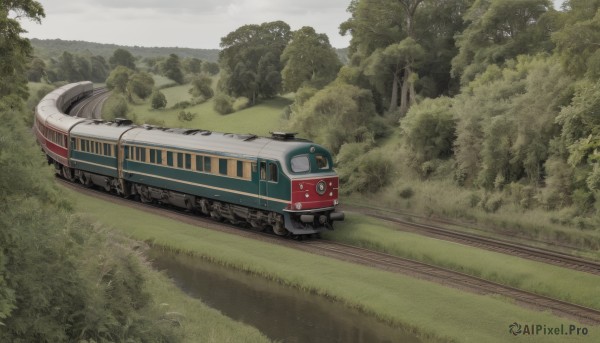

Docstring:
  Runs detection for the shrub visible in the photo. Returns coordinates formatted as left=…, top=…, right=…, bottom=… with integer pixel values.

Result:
left=171, top=101, right=191, bottom=110
left=233, top=97, right=250, bottom=112
left=213, top=93, right=234, bottom=115
left=150, top=90, right=167, bottom=110
left=178, top=110, right=196, bottom=122
left=103, top=95, right=129, bottom=120
left=398, top=186, right=414, bottom=199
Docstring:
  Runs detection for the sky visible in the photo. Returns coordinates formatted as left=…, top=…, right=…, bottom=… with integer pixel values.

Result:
left=21, top=0, right=566, bottom=50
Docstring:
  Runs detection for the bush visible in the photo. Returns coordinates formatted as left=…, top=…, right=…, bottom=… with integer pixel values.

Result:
left=178, top=111, right=196, bottom=122
left=213, top=93, right=234, bottom=115
left=103, top=95, right=129, bottom=120
left=336, top=143, right=394, bottom=194
left=233, top=97, right=250, bottom=111
left=150, top=90, right=167, bottom=110
left=171, top=101, right=191, bottom=110
left=398, top=186, right=415, bottom=199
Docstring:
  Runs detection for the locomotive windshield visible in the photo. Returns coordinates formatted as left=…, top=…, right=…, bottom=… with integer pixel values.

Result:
left=315, top=154, right=329, bottom=170
left=291, top=155, right=310, bottom=173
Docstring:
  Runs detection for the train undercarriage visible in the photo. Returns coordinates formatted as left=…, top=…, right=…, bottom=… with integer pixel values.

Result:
left=53, top=161, right=336, bottom=237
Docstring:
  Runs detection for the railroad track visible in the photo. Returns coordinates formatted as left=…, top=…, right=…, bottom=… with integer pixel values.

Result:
left=56, top=178, right=600, bottom=325
left=342, top=205, right=600, bottom=276
left=69, top=87, right=110, bottom=119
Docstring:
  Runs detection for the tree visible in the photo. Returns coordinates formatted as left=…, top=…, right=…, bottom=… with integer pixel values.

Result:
left=128, top=72, right=154, bottom=100
left=90, top=55, right=109, bottom=83
left=26, top=57, right=46, bottom=82
left=109, top=48, right=136, bottom=70
left=162, top=54, right=184, bottom=84
left=0, top=0, right=45, bottom=99
left=451, top=0, right=554, bottom=84
left=219, top=21, right=292, bottom=103
left=281, top=26, right=342, bottom=92
left=202, top=61, right=220, bottom=75
left=151, top=90, right=167, bottom=109
left=106, top=66, right=132, bottom=94
left=189, top=74, right=214, bottom=100
left=183, top=57, right=202, bottom=74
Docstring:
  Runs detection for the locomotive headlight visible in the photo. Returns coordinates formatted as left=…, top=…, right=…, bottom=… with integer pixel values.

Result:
left=316, top=180, right=327, bottom=195
left=295, top=202, right=302, bottom=210
left=329, top=192, right=333, bottom=197
left=329, top=182, right=332, bottom=186
left=305, top=193, right=310, bottom=198
left=299, top=183, right=304, bottom=190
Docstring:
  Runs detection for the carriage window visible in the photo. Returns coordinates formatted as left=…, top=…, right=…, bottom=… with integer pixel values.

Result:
left=260, top=162, right=266, bottom=180
left=185, top=154, right=192, bottom=169
left=167, top=151, right=174, bottom=166
left=315, top=154, right=330, bottom=170
left=150, top=149, right=156, bottom=163
left=204, top=156, right=212, bottom=173
left=196, top=155, right=203, bottom=171
left=219, top=158, right=227, bottom=175
left=237, top=161, right=244, bottom=178
left=177, top=153, right=183, bottom=168
left=268, top=163, right=278, bottom=183
left=291, top=155, right=310, bottom=173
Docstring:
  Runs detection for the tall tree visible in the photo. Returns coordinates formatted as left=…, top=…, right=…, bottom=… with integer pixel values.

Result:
left=0, top=0, right=44, bottom=99
left=219, top=21, right=292, bottom=103
left=109, top=48, right=136, bottom=70
left=281, top=26, right=342, bottom=92
left=162, top=53, right=184, bottom=84
left=451, top=0, right=553, bottom=85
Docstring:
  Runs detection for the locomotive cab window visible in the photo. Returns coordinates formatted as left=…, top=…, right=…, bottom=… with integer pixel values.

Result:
left=268, top=162, right=278, bottom=183
left=291, top=155, right=310, bottom=173
left=315, top=154, right=330, bottom=170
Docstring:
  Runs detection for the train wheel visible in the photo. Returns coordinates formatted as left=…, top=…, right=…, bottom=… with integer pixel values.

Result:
left=272, top=222, right=288, bottom=236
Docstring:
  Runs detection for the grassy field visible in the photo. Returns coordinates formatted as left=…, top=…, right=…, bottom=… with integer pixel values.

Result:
left=61, top=185, right=597, bottom=343
left=126, top=83, right=291, bottom=136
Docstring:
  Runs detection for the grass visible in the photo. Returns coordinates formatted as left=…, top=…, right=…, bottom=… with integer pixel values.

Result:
left=61, top=184, right=597, bottom=343
left=323, top=213, right=600, bottom=310
left=126, top=83, right=290, bottom=136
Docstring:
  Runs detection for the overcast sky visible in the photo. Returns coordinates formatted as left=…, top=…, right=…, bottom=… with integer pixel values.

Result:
left=21, top=0, right=566, bottom=50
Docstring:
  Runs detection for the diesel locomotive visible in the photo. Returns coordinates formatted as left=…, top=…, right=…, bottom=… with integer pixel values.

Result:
left=34, top=82, right=344, bottom=236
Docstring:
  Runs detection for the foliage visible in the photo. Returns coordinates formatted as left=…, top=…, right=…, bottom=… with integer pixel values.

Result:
left=336, top=143, right=395, bottom=193
left=232, top=97, right=250, bottom=112
left=189, top=74, right=214, bottom=100
left=288, top=82, right=382, bottom=153
left=151, top=90, right=167, bottom=109
left=182, top=57, right=202, bottom=74
left=281, top=26, right=342, bottom=92
left=0, top=0, right=44, bottom=99
left=162, top=54, right=184, bottom=84
left=178, top=110, right=196, bottom=122
left=401, top=97, right=456, bottom=174
left=213, top=93, right=234, bottom=114
left=103, top=94, right=130, bottom=120
left=128, top=71, right=155, bottom=100
left=202, top=61, right=220, bottom=75
left=451, top=0, right=555, bottom=84
left=219, top=21, right=292, bottom=104
left=26, top=57, right=46, bottom=82
left=109, top=48, right=136, bottom=70
left=106, top=65, right=133, bottom=93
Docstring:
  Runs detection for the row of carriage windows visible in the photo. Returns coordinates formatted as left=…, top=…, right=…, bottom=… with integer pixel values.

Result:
left=69, top=137, right=265, bottom=182
left=127, top=146, right=253, bottom=181
left=38, top=121, right=67, bottom=148
left=72, top=138, right=115, bottom=157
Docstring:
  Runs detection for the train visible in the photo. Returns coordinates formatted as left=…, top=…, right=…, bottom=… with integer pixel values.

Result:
left=34, top=81, right=344, bottom=236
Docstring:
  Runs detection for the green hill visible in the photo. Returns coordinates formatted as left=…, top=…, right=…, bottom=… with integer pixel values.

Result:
left=30, top=38, right=220, bottom=62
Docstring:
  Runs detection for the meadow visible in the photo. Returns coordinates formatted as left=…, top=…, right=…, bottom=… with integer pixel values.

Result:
left=62, top=185, right=598, bottom=343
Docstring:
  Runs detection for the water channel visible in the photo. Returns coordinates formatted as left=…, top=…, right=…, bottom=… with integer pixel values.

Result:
left=147, top=248, right=421, bottom=343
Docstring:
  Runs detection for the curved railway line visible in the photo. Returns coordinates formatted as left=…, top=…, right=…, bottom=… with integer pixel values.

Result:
left=69, top=87, right=110, bottom=119
left=63, top=88, right=600, bottom=325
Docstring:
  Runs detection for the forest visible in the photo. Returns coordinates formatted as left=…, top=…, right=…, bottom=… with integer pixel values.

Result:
left=3, top=0, right=600, bottom=341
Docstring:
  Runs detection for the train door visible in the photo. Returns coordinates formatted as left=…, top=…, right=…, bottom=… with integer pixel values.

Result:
left=258, top=160, right=268, bottom=208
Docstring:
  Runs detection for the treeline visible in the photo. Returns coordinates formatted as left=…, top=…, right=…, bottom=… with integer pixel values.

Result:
left=0, top=2, right=182, bottom=341
left=30, top=38, right=220, bottom=62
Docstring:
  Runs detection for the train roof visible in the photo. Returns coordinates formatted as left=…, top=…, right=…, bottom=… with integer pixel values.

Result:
left=121, top=126, right=316, bottom=162
left=70, top=119, right=136, bottom=141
